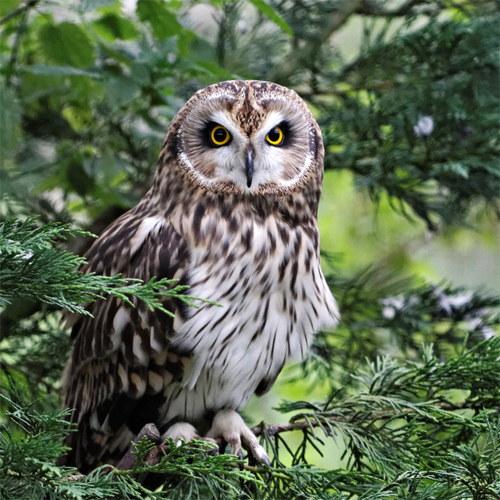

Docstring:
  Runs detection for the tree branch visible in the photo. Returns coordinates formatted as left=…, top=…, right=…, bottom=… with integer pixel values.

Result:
left=270, top=0, right=363, bottom=84
left=357, top=0, right=427, bottom=17
left=0, top=0, right=40, bottom=26
left=54, top=398, right=492, bottom=491
left=250, top=400, right=475, bottom=438
left=270, top=0, right=441, bottom=84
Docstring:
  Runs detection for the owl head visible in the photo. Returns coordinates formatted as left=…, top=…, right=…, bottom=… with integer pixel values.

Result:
left=158, top=80, right=324, bottom=197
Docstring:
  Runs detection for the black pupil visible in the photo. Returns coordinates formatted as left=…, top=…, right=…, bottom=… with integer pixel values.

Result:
left=214, top=128, right=227, bottom=142
left=269, top=127, right=281, bottom=142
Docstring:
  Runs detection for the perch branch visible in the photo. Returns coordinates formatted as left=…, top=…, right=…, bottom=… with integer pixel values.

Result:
left=250, top=401, right=475, bottom=437
left=57, top=399, right=490, bottom=485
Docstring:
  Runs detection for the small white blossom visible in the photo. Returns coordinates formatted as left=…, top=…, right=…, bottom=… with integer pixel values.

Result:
left=381, top=296, right=405, bottom=319
left=481, top=326, right=497, bottom=340
left=434, top=287, right=473, bottom=315
left=413, top=116, right=434, bottom=136
left=465, top=312, right=497, bottom=340
left=167, top=53, right=177, bottom=64
left=454, top=291, right=476, bottom=308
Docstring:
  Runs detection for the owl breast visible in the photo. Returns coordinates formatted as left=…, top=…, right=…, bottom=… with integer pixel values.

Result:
left=164, top=209, right=338, bottom=426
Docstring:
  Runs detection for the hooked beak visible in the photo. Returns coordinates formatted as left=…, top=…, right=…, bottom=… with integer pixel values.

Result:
left=245, top=147, right=254, bottom=188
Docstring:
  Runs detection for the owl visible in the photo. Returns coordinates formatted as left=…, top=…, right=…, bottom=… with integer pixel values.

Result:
left=60, top=80, right=339, bottom=472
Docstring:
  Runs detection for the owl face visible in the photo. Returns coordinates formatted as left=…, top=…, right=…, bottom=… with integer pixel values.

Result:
left=169, top=81, right=323, bottom=195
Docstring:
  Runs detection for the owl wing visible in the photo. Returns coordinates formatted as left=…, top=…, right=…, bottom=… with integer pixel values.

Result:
left=60, top=209, right=192, bottom=472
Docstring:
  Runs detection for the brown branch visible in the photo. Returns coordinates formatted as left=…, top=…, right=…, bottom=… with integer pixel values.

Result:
left=270, top=0, right=443, bottom=84
left=0, top=0, right=41, bottom=26
left=56, top=399, right=486, bottom=487
left=250, top=401, right=469, bottom=438
left=357, top=0, right=428, bottom=17
left=269, top=0, right=363, bottom=84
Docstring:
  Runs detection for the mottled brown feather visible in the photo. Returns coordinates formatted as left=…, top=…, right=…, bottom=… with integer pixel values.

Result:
left=60, top=214, right=191, bottom=472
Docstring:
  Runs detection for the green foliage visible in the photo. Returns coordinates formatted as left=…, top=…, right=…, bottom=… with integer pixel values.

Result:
left=1, top=0, right=497, bottom=228
left=0, top=381, right=261, bottom=500
left=0, top=217, right=209, bottom=315
left=0, top=0, right=498, bottom=499
left=248, top=415, right=500, bottom=499
left=318, top=14, right=500, bottom=229
left=129, top=436, right=262, bottom=497
left=2, top=340, right=498, bottom=499
left=254, top=339, right=500, bottom=498
left=0, top=216, right=217, bottom=415
left=0, top=384, right=76, bottom=500
left=136, top=0, right=184, bottom=41
left=295, top=266, right=500, bottom=392
left=38, top=22, right=95, bottom=68
left=247, top=0, right=293, bottom=37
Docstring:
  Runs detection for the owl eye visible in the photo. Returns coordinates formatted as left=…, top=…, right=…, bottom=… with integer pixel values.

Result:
left=266, top=126, right=284, bottom=146
left=210, top=125, right=231, bottom=147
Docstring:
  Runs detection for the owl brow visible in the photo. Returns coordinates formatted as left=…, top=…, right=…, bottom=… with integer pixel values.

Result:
left=204, top=94, right=237, bottom=111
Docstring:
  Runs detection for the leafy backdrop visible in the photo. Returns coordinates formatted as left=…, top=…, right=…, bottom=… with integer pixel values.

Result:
left=0, top=0, right=499, bottom=499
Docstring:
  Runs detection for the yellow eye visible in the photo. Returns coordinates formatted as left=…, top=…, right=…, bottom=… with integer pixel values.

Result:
left=210, top=125, right=231, bottom=146
left=266, top=126, right=284, bottom=146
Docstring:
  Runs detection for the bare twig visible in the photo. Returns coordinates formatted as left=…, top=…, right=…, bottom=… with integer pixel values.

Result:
left=250, top=401, right=471, bottom=437
left=252, top=416, right=341, bottom=438
left=270, top=0, right=363, bottom=83
left=270, top=0, right=441, bottom=84
left=357, top=0, right=425, bottom=17
left=0, top=0, right=41, bottom=27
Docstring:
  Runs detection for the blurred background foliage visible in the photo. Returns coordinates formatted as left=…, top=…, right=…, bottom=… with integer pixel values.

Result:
left=0, top=0, right=499, bottom=498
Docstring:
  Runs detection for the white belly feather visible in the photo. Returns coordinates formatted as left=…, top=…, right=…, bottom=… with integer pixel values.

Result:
left=164, top=220, right=339, bottom=423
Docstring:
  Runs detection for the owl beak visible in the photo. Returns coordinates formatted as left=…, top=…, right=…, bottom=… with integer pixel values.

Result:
left=245, top=147, right=254, bottom=188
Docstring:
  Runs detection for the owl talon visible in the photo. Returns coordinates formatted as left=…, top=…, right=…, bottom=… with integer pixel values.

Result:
left=164, top=422, right=201, bottom=446
left=162, top=422, right=217, bottom=453
left=231, top=444, right=244, bottom=462
left=164, top=422, right=217, bottom=452
left=206, top=409, right=269, bottom=465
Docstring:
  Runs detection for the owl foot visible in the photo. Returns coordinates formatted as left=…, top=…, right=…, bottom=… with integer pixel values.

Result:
left=165, top=422, right=201, bottom=446
left=164, top=421, right=217, bottom=451
left=206, top=409, right=270, bottom=466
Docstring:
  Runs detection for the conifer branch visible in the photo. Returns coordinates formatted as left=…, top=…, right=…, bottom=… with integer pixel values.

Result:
left=249, top=400, right=477, bottom=438
left=0, top=218, right=217, bottom=319
left=0, top=2, right=498, bottom=499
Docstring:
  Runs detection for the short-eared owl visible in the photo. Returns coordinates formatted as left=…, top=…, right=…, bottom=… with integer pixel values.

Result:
left=60, top=80, right=339, bottom=472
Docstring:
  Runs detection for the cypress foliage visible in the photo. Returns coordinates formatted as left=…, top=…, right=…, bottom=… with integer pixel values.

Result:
left=0, top=1, right=498, bottom=498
